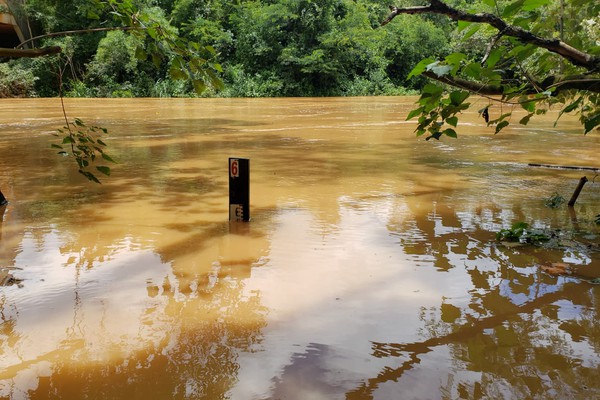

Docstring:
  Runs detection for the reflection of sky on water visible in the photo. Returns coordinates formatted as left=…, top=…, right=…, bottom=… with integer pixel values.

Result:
left=498, top=274, right=577, bottom=306
left=230, top=201, right=485, bottom=399
left=230, top=196, right=600, bottom=399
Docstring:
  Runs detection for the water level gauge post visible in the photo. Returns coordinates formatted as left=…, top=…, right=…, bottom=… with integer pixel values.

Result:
left=229, top=158, right=250, bottom=222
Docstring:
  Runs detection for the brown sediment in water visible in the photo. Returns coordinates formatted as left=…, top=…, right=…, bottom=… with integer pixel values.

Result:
left=0, top=97, right=598, bottom=399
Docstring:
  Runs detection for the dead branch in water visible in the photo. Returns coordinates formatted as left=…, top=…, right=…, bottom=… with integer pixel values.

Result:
left=528, top=163, right=600, bottom=172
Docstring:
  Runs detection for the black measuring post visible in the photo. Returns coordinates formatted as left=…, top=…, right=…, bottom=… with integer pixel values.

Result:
left=229, top=158, right=250, bottom=222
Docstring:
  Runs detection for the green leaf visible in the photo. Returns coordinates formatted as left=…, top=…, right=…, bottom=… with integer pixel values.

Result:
left=135, top=46, right=148, bottom=61
left=522, top=0, right=551, bottom=12
left=169, top=60, right=188, bottom=80
left=96, top=166, right=111, bottom=176
left=446, top=116, right=458, bottom=127
left=495, top=120, right=510, bottom=134
left=87, top=10, right=100, bottom=20
left=463, top=63, right=482, bottom=79
left=422, top=83, right=444, bottom=97
left=193, top=79, right=207, bottom=94
left=51, top=144, right=63, bottom=149
left=503, top=0, right=525, bottom=18
left=407, top=58, right=435, bottom=79
left=583, top=113, right=600, bottom=134
left=62, top=136, right=75, bottom=144
left=210, top=63, right=223, bottom=73
left=519, top=114, right=533, bottom=125
left=147, top=27, right=158, bottom=40
left=206, top=69, right=224, bottom=90
left=449, top=90, right=470, bottom=106
left=479, top=67, right=502, bottom=83
left=462, top=23, right=481, bottom=40
left=445, top=53, right=466, bottom=75
left=79, top=170, right=101, bottom=184
left=509, top=44, right=536, bottom=62
left=426, top=131, right=443, bottom=141
left=520, top=98, right=536, bottom=113
left=555, top=96, right=583, bottom=126
left=562, top=97, right=583, bottom=114
left=406, top=107, right=424, bottom=121
left=486, top=48, right=502, bottom=68
left=457, top=21, right=472, bottom=32
left=102, top=153, right=117, bottom=163
left=151, top=53, right=163, bottom=68
left=443, top=128, right=458, bottom=138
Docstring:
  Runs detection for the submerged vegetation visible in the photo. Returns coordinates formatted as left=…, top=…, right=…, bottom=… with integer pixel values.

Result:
left=496, top=221, right=550, bottom=244
left=544, top=192, right=565, bottom=209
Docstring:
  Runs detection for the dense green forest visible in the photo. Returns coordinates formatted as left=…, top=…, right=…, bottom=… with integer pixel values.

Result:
left=1, top=0, right=481, bottom=98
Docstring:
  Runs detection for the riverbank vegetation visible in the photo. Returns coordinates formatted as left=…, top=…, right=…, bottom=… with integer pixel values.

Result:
left=0, top=0, right=485, bottom=98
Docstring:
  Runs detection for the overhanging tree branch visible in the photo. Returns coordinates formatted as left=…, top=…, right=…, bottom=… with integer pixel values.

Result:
left=0, top=26, right=145, bottom=59
left=422, top=71, right=600, bottom=96
left=383, top=0, right=600, bottom=71
left=17, top=26, right=145, bottom=49
left=422, top=71, right=504, bottom=95
left=0, top=46, right=61, bottom=58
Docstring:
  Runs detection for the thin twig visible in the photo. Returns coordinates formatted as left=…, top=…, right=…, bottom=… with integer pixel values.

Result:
left=481, top=30, right=505, bottom=65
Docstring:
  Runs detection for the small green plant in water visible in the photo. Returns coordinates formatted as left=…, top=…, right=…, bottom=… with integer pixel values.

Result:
left=52, top=118, right=116, bottom=183
left=545, top=192, right=565, bottom=208
left=496, top=222, right=529, bottom=242
left=496, top=221, right=550, bottom=244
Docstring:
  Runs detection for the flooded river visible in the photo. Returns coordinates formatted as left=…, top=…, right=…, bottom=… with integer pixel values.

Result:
left=0, top=97, right=599, bottom=399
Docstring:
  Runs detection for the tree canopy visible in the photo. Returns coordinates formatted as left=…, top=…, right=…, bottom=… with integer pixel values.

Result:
left=387, top=0, right=599, bottom=138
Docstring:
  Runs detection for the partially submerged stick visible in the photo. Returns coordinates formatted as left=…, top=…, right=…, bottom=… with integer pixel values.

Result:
left=568, top=176, right=588, bottom=207
left=529, top=163, right=599, bottom=172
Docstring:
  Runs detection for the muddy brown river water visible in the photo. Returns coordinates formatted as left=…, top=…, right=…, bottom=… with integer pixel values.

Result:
left=0, top=97, right=599, bottom=399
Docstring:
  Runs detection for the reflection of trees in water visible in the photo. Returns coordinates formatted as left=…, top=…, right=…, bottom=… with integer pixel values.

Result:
left=21, top=276, right=267, bottom=399
left=0, top=216, right=269, bottom=399
left=349, top=200, right=600, bottom=399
